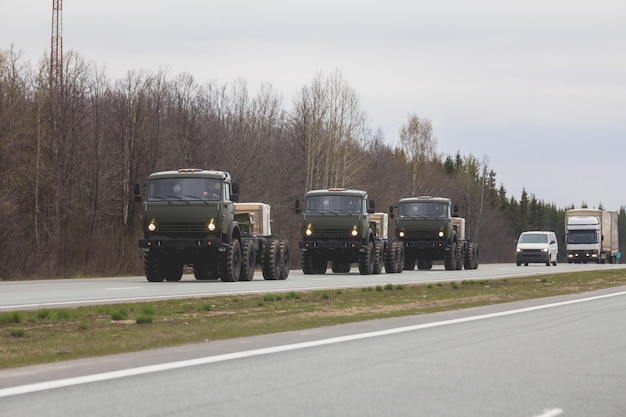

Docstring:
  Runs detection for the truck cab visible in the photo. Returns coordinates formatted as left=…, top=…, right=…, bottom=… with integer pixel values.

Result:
left=296, top=188, right=380, bottom=275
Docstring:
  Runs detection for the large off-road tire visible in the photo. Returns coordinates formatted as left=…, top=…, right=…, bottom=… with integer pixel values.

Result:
left=455, top=243, right=463, bottom=270
left=393, top=241, right=404, bottom=273
left=403, top=254, right=416, bottom=271
left=220, top=239, right=242, bottom=282
left=302, top=251, right=314, bottom=274
left=262, top=238, right=281, bottom=280
left=417, top=258, right=433, bottom=270
left=162, top=257, right=183, bottom=282
left=359, top=241, right=375, bottom=275
left=373, top=240, right=383, bottom=274
left=444, top=242, right=458, bottom=271
left=239, top=240, right=256, bottom=281
left=193, top=263, right=218, bottom=280
left=144, top=250, right=164, bottom=282
left=279, top=240, right=290, bottom=280
left=463, top=242, right=480, bottom=270
left=331, top=262, right=350, bottom=273
left=384, top=241, right=397, bottom=273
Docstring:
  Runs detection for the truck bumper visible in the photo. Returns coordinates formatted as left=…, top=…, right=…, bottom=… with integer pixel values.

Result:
left=401, top=240, right=450, bottom=258
left=566, top=250, right=599, bottom=262
left=299, top=240, right=366, bottom=251
left=139, top=237, right=223, bottom=250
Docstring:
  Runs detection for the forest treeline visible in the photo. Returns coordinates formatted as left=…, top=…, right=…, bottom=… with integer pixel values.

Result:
left=1, top=47, right=625, bottom=279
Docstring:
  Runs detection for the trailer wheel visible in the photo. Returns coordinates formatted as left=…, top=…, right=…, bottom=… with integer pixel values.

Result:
left=144, top=250, right=164, bottom=282
left=262, top=238, right=281, bottom=280
left=455, top=243, right=463, bottom=270
left=279, top=240, right=290, bottom=280
left=239, top=240, right=256, bottom=281
left=220, top=239, right=242, bottom=282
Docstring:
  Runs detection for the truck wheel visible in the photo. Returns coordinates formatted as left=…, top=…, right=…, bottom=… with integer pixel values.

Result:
left=193, top=263, right=218, bottom=280
left=279, top=240, right=290, bottom=280
left=444, top=242, right=457, bottom=270
left=239, top=240, right=256, bottom=281
left=302, top=251, right=314, bottom=274
left=312, top=253, right=327, bottom=274
left=384, top=242, right=396, bottom=273
left=220, top=239, right=242, bottom=282
left=417, top=259, right=433, bottom=270
left=332, top=262, right=348, bottom=273
left=144, top=250, right=164, bottom=282
left=464, top=242, right=475, bottom=270
left=161, top=256, right=183, bottom=282
left=455, top=243, right=463, bottom=270
left=262, top=238, right=281, bottom=280
left=373, top=241, right=383, bottom=274
left=359, top=241, right=375, bottom=275
left=394, top=241, right=404, bottom=273
left=403, top=254, right=416, bottom=271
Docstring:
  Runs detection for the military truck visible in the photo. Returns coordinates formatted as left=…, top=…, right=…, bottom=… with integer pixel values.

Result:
left=295, top=188, right=403, bottom=275
left=134, top=169, right=288, bottom=282
left=389, top=196, right=479, bottom=270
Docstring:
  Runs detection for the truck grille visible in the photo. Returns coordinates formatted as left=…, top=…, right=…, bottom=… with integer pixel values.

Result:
left=314, top=229, right=351, bottom=238
left=404, top=231, right=438, bottom=239
left=159, top=223, right=206, bottom=233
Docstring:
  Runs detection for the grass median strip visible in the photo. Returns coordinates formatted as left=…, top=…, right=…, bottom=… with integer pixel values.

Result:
left=1, top=269, right=625, bottom=369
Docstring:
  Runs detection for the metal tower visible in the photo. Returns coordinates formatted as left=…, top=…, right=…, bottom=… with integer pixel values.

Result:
left=50, top=0, right=63, bottom=87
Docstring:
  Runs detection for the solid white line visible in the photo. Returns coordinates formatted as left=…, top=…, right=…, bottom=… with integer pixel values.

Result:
left=533, top=409, right=563, bottom=417
left=2, top=290, right=625, bottom=398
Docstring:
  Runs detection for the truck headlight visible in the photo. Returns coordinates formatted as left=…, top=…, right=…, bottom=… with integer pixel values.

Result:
left=147, top=219, right=157, bottom=232
left=351, top=226, right=358, bottom=237
left=398, top=231, right=405, bottom=238
left=305, top=224, right=313, bottom=237
left=207, top=219, right=216, bottom=232
left=438, top=231, right=444, bottom=238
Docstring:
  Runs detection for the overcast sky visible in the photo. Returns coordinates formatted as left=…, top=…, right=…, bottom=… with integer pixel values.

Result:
left=2, top=1, right=625, bottom=210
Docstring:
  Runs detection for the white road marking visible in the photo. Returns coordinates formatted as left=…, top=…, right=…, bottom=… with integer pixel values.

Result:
left=2, top=290, right=625, bottom=398
left=106, top=287, right=141, bottom=291
left=533, top=409, right=563, bottom=417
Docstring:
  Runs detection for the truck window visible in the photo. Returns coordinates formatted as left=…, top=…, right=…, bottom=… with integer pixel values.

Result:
left=399, top=202, right=448, bottom=218
left=147, top=178, right=221, bottom=201
left=305, top=195, right=361, bottom=213
left=566, top=230, right=597, bottom=244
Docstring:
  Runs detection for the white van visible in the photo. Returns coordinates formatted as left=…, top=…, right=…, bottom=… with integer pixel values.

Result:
left=515, top=231, right=558, bottom=266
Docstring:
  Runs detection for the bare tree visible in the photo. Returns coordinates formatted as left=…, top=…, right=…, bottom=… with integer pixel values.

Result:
left=399, top=113, right=438, bottom=195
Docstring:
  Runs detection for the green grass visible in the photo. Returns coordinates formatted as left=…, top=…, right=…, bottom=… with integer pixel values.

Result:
left=1, top=269, right=625, bottom=369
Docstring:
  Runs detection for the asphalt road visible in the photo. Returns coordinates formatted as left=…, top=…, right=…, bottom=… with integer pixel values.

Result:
left=2, top=262, right=625, bottom=311
left=1, top=286, right=625, bottom=417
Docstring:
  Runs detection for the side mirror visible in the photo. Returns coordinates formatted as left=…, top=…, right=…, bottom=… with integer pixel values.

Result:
left=133, top=182, right=142, bottom=202
left=368, top=199, right=376, bottom=213
left=453, top=204, right=459, bottom=217
left=295, top=199, right=301, bottom=214
left=389, top=205, right=395, bottom=218
left=231, top=183, right=239, bottom=202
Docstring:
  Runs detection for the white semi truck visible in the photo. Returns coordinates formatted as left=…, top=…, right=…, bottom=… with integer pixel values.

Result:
left=565, top=208, right=619, bottom=264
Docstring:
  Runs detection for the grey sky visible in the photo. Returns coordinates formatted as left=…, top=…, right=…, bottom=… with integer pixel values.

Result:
left=2, top=0, right=625, bottom=209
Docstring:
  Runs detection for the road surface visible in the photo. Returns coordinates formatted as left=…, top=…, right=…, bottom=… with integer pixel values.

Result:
left=1, top=286, right=625, bottom=416
left=2, top=263, right=625, bottom=311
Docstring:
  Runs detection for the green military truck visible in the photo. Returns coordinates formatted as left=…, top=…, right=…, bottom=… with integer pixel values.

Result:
left=390, top=196, right=479, bottom=270
left=135, top=169, right=288, bottom=282
left=295, top=188, right=403, bottom=275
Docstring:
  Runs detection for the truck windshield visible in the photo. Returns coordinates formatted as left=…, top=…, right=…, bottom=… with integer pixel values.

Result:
left=305, top=195, right=361, bottom=213
left=519, top=233, right=548, bottom=244
left=147, top=178, right=222, bottom=201
left=567, top=230, right=597, bottom=244
left=398, top=202, right=447, bottom=218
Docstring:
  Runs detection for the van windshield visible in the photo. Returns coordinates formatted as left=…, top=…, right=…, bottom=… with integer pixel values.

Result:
left=519, top=233, right=548, bottom=244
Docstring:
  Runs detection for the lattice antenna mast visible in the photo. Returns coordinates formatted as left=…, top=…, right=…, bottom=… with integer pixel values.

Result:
left=50, top=0, right=63, bottom=88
